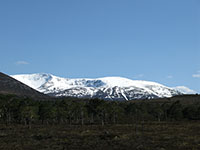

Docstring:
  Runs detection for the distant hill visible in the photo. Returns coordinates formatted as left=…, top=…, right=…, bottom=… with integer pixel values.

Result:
left=0, top=72, right=49, bottom=100
left=130, top=94, right=200, bottom=104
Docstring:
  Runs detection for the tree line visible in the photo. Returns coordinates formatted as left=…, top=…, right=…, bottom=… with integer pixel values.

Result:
left=0, top=94, right=200, bottom=127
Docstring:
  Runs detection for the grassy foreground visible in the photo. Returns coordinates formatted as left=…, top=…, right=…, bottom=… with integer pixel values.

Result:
left=0, top=122, right=200, bottom=150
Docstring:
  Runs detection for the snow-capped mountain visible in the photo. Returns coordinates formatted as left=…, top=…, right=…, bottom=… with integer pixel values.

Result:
left=173, top=86, right=196, bottom=94
left=12, top=73, right=182, bottom=101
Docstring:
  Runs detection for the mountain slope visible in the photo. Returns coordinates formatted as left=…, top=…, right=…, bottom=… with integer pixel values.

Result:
left=12, top=73, right=182, bottom=100
left=173, top=86, right=197, bottom=94
left=0, top=72, right=49, bottom=100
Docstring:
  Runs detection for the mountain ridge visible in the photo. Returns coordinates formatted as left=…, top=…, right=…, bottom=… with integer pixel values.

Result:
left=11, top=73, right=187, bottom=101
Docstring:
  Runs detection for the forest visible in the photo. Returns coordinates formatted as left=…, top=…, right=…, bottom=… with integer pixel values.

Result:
left=0, top=94, right=200, bottom=126
left=0, top=94, right=200, bottom=150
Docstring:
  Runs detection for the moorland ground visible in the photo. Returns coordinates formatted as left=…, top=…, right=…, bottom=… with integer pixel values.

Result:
left=0, top=121, right=199, bottom=150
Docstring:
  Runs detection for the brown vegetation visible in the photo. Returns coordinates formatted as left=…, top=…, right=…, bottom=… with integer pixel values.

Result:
left=0, top=122, right=199, bottom=150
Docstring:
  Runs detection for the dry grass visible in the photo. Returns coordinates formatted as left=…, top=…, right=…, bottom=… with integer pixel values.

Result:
left=0, top=121, right=200, bottom=150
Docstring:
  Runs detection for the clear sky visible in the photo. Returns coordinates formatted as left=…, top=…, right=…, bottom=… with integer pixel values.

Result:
left=0, top=0, right=200, bottom=92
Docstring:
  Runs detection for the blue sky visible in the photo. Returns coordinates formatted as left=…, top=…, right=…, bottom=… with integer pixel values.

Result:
left=0, top=0, right=200, bottom=92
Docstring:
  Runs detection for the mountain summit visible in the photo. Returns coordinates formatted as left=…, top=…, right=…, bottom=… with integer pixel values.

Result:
left=12, top=73, right=182, bottom=100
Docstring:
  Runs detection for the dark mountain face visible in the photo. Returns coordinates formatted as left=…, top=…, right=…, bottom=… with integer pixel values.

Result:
left=0, top=72, right=49, bottom=100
